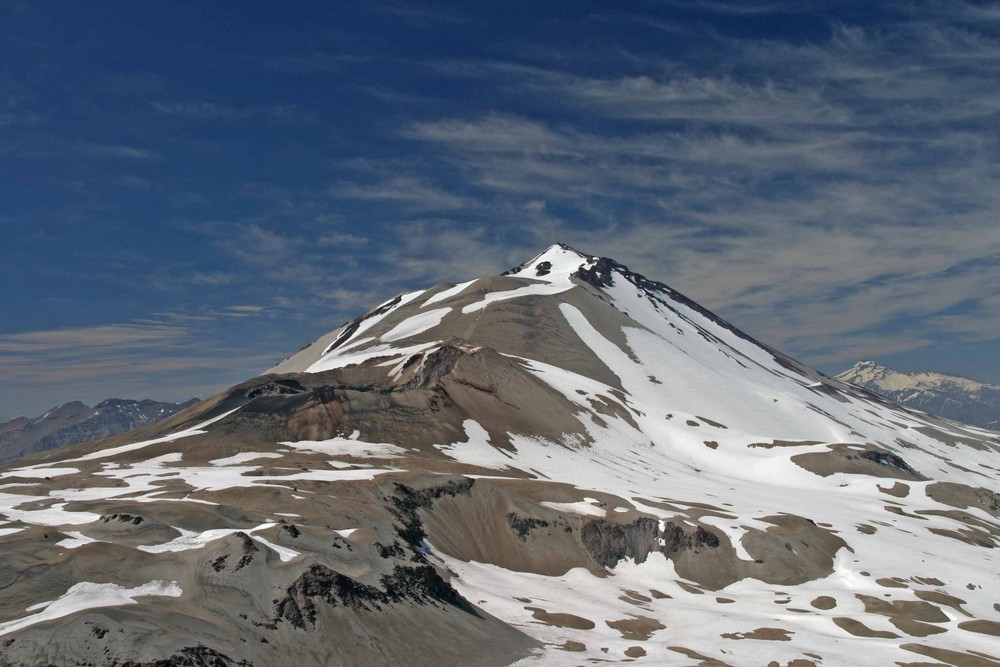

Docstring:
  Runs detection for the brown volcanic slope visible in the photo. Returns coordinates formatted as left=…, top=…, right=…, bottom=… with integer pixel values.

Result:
left=1, top=244, right=998, bottom=667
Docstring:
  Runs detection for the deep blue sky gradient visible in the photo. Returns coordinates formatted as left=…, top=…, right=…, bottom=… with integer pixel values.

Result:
left=2, top=1, right=999, bottom=418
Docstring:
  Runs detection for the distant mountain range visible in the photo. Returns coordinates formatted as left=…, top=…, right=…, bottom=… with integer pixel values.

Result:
left=0, top=397, right=199, bottom=462
left=837, top=360, right=999, bottom=430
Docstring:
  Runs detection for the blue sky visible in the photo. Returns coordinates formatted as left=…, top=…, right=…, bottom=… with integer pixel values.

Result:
left=2, top=1, right=999, bottom=419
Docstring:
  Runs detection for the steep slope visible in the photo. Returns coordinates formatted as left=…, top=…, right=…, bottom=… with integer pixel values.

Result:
left=839, top=360, right=1000, bottom=430
left=1, top=244, right=998, bottom=667
left=0, top=397, right=200, bottom=463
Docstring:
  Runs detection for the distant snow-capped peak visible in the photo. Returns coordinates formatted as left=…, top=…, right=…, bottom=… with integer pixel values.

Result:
left=838, top=360, right=993, bottom=394
left=837, top=360, right=999, bottom=429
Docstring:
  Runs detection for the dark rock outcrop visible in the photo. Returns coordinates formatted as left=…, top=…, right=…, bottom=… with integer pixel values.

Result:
left=581, top=517, right=720, bottom=568
left=857, top=449, right=920, bottom=477
left=389, top=478, right=476, bottom=547
left=274, top=562, right=477, bottom=629
left=506, top=512, right=549, bottom=540
left=581, top=517, right=658, bottom=568
left=114, top=645, right=254, bottom=667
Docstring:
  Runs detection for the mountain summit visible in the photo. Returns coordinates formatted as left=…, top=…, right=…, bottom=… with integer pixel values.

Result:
left=1, top=245, right=998, bottom=666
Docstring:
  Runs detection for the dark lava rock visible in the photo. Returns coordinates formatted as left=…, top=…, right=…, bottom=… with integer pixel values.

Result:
left=375, top=541, right=407, bottom=559
left=211, top=555, right=229, bottom=573
left=235, top=533, right=259, bottom=571
left=582, top=518, right=720, bottom=568
left=573, top=257, right=616, bottom=288
left=659, top=522, right=720, bottom=558
left=389, top=478, right=475, bottom=547
left=857, top=449, right=919, bottom=476
left=274, top=563, right=477, bottom=630
left=275, top=564, right=388, bottom=627
left=402, top=345, right=465, bottom=389
left=102, top=513, right=144, bottom=525
left=581, top=517, right=657, bottom=568
left=506, top=513, right=549, bottom=540
left=112, top=644, right=253, bottom=666
left=379, top=564, right=477, bottom=613
left=243, top=379, right=307, bottom=399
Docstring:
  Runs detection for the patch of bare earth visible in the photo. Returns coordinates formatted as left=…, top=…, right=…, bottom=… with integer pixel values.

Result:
left=524, top=607, right=595, bottom=630
left=832, top=617, right=899, bottom=639
left=721, top=628, right=793, bottom=641
left=958, top=620, right=1000, bottom=637
left=605, top=616, right=665, bottom=640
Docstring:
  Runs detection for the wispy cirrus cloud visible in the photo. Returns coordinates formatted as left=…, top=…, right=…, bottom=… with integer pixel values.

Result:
left=331, top=176, right=473, bottom=211
left=0, top=324, right=190, bottom=354
left=79, top=142, right=161, bottom=160
left=151, top=100, right=314, bottom=125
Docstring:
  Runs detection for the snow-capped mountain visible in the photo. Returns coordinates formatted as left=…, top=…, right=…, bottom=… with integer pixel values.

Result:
left=838, top=360, right=1000, bottom=430
left=0, top=397, right=200, bottom=463
left=1, top=244, right=998, bottom=666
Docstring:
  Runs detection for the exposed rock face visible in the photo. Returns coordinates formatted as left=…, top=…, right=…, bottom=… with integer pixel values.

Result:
left=838, top=360, right=1000, bottom=429
left=506, top=512, right=549, bottom=540
left=581, top=517, right=661, bottom=568
left=273, top=563, right=443, bottom=625
left=388, top=478, right=477, bottom=547
left=1, top=244, right=998, bottom=666
left=659, top=522, right=721, bottom=558
left=0, top=397, right=198, bottom=462
left=115, top=645, right=255, bottom=667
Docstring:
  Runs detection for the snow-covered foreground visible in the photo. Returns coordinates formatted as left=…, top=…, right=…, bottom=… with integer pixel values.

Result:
left=427, top=417, right=1000, bottom=664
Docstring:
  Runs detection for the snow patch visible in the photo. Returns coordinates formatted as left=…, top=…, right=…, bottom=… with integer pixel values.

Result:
left=64, top=408, right=240, bottom=463
left=461, top=282, right=574, bottom=314
left=209, top=452, right=283, bottom=466
left=306, top=340, right=440, bottom=374
left=56, top=531, right=99, bottom=549
left=381, top=307, right=452, bottom=342
left=434, top=420, right=512, bottom=470
left=1, top=467, right=80, bottom=480
left=281, top=437, right=406, bottom=459
left=423, top=280, right=476, bottom=306
left=0, top=580, right=182, bottom=638
left=540, top=499, right=607, bottom=517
